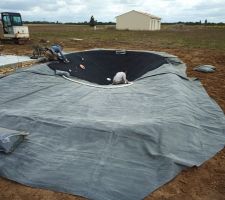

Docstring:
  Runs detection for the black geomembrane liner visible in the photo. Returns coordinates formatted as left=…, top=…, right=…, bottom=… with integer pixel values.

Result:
left=48, top=50, right=167, bottom=85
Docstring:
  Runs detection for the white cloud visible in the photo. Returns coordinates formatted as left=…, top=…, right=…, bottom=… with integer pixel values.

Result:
left=0, top=0, right=224, bottom=22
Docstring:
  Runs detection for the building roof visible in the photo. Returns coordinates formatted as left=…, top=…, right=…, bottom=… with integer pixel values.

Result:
left=116, top=10, right=161, bottom=20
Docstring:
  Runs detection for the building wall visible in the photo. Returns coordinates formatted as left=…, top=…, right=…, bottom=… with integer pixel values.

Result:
left=149, top=19, right=161, bottom=30
left=116, top=11, right=151, bottom=31
left=116, top=11, right=161, bottom=31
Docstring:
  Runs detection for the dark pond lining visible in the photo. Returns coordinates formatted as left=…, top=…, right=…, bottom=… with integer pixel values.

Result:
left=48, top=50, right=167, bottom=85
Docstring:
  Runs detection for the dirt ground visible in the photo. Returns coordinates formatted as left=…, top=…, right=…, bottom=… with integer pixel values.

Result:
left=0, top=37, right=225, bottom=200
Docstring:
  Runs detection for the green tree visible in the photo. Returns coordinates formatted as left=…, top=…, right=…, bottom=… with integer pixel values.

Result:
left=89, top=15, right=96, bottom=27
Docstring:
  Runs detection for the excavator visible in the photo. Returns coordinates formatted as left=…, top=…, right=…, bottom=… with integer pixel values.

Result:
left=0, top=12, right=29, bottom=44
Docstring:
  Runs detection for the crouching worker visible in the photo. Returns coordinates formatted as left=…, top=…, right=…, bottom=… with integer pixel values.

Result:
left=46, top=44, right=69, bottom=63
left=113, top=70, right=129, bottom=85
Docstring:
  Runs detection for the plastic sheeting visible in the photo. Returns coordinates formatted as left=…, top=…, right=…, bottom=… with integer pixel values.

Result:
left=0, top=127, right=29, bottom=153
left=48, top=50, right=167, bottom=85
left=0, top=55, right=32, bottom=67
left=193, top=65, right=216, bottom=73
left=0, top=50, right=224, bottom=200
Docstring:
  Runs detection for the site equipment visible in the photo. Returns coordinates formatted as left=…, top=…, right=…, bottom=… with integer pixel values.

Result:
left=0, top=12, right=29, bottom=44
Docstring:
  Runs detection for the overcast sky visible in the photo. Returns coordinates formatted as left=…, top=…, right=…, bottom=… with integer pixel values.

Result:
left=0, top=0, right=225, bottom=23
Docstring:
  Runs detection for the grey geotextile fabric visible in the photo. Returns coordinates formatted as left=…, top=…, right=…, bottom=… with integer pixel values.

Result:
left=193, top=65, right=216, bottom=73
left=0, top=50, right=224, bottom=200
left=0, top=127, right=29, bottom=153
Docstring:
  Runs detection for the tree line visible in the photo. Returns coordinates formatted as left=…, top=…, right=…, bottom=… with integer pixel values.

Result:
left=25, top=21, right=225, bottom=26
left=163, top=20, right=225, bottom=26
left=24, top=16, right=115, bottom=25
left=24, top=21, right=116, bottom=25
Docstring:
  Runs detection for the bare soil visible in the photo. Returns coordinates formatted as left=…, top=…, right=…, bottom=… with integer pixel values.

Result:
left=0, top=26, right=225, bottom=200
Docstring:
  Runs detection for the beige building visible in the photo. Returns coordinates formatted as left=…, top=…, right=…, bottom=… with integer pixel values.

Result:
left=116, top=10, right=161, bottom=31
